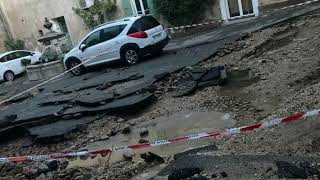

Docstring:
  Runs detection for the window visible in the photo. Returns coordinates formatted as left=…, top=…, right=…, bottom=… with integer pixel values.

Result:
left=1, top=53, right=18, bottom=62
left=100, top=25, right=127, bottom=42
left=82, top=30, right=101, bottom=47
left=15, top=51, right=32, bottom=58
left=128, top=16, right=160, bottom=34
left=131, top=0, right=150, bottom=15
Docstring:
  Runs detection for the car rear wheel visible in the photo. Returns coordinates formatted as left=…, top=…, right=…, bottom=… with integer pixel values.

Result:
left=4, top=71, right=15, bottom=81
left=122, top=47, right=140, bottom=65
left=67, top=59, right=84, bottom=76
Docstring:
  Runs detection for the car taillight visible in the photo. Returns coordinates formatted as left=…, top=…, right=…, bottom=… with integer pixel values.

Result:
left=128, top=31, right=148, bottom=38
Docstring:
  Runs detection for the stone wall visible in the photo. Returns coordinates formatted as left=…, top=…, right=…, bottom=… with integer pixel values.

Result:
left=0, top=0, right=125, bottom=51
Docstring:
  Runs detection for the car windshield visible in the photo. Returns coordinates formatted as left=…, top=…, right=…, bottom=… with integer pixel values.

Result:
left=0, top=1, right=319, bottom=179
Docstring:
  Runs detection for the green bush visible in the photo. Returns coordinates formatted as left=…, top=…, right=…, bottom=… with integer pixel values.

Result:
left=73, top=0, right=117, bottom=28
left=4, top=38, right=25, bottom=51
left=153, top=0, right=211, bottom=26
left=21, top=59, right=31, bottom=67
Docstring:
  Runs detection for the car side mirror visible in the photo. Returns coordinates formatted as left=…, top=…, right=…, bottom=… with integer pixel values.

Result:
left=80, top=44, right=87, bottom=52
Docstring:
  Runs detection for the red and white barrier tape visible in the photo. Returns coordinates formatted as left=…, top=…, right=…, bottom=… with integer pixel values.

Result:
left=166, top=20, right=222, bottom=34
left=166, top=0, right=320, bottom=34
left=1, top=109, right=319, bottom=164
left=266, top=0, right=319, bottom=13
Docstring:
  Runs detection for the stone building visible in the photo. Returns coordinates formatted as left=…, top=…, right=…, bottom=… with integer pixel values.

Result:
left=0, top=0, right=305, bottom=51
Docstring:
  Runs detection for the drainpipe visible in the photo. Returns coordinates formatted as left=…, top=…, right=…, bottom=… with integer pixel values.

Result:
left=252, top=0, right=259, bottom=17
left=219, top=0, right=229, bottom=22
left=0, top=4, right=12, bottom=39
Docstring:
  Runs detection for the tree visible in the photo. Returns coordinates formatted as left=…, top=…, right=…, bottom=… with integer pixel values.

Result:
left=153, top=0, right=211, bottom=26
left=73, top=0, right=117, bottom=28
left=4, top=38, right=25, bottom=51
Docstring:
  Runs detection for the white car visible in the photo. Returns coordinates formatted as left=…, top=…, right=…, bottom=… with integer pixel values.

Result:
left=64, top=16, right=169, bottom=75
left=0, top=50, right=41, bottom=81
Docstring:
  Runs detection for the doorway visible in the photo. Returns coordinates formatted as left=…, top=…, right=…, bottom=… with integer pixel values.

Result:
left=130, top=0, right=150, bottom=15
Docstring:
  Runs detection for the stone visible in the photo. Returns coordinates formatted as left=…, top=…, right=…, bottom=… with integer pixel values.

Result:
left=299, top=162, right=320, bottom=176
left=140, top=152, right=165, bottom=163
left=37, top=163, right=49, bottom=174
left=139, top=139, right=149, bottom=143
left=276, top=161, right=308, bottom=179
left=211, top=173, right=217, bottom=178
left=27, top=117, right=96, bottom=143
left=107, top=129, right=117, bottom=137
left=122, top=125, right=131, bottom=134
left=220, top=172, right=228, bottom=178
left=36, top=173, right=46, bottom=180
left=99, top=135, right=109, bottom=141
left=96, top=83, right=113, bottom=91
left=73, top=113, right=83, bottom=119
left=123, top=151, right=136, bottom=161
left=62, top=115, right=73, bottom=120
left=174, top=145, right=218, bottom=160
left=46, top=160, right=58, bottom=171
left=139, top=128, right=149, bottom=137
left=168, top=167, right=202, bottom=180
left=191, top=175, right=208, bottom=180
left=58, top=160, right=69, bottom=170
left=117, top=118, right=126, bottom=123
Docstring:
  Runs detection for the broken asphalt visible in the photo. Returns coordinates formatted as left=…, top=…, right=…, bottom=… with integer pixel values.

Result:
left=1, top=2, right=320, bottom=143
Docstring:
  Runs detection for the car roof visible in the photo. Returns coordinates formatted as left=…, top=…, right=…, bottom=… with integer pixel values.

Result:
left=94, top=16, right=141, bottom=30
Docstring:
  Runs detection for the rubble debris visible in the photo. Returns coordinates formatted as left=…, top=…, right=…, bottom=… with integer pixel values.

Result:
left=4, top=93, right=33, bottom=105
left=172, top=79, right=197, bottom=97
left=96, top=83, right=113, bottom=91
left=138, top=139, right=149, bottom=143
left=190, top=175, right=208, bottom=180
left=75, top=90, right=114, bottom=107
left=61, top=93, right=154, bottom=116
left=107, top=129, right=117, bottom=137
left=121, top=125, right=131, bottom=134
left=168, top=167, right=202, bottom=180
left=123, top=151, right=136, bottom=161
left=37, top=94, right=74, bottom=106
left=140, top=152, right=165, bottom=164
left=28, top=116, right=96, bottom=143
left=171, top=65, right=227, bottom=97
left=220, top=171, right=228, bottom=178
left=139, top=128, right=149, bottom=137
left=153, top=72, right=170, bottom=81
left=276, top=161, right=308, bottom=178
left=174, top=145, right=218, bottom=160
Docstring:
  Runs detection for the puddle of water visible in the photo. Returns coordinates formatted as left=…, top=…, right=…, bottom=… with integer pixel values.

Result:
left=68, top=110, right=236, bottom=168
left=220, top=69, right=260, bottom=98
left=219, top=69, right=280, bottom=113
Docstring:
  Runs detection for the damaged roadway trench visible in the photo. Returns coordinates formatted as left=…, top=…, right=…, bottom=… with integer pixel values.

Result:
left=2, top=4, right=320, bottom=180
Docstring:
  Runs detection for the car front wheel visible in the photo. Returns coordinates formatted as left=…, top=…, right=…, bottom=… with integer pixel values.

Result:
left=67, top=59, right=84, bottom=76
left=4, top=71, right=15, bottom=81
left=122, top=47, right=140, bottom=65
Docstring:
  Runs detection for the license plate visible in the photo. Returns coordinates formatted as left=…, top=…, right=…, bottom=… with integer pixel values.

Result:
left=153, top=33, right=162, bottom=39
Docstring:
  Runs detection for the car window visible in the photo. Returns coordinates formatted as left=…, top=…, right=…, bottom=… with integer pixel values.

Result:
left=141, top=16, right=160, bottom=30
left=2, top=53, right=18, bottom=62
left=82, top=30, right=101, bottom=47
left=100, top=25, right=127, bottom=43
left=16, top=51, right=32, bottom=58
left=128, top=16, right=160, bottom=34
